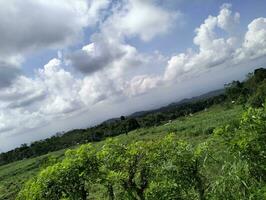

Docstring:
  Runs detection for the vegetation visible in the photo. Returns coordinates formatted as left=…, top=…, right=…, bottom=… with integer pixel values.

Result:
left=16, top=104, right=266, bottom=199
left=0, top=105, right=242, bottom=200
left=225, top=68, right=266, bottom=107
left=0, top=150, right=66, bottom=200
left=0, top=68, right=265, bottom=199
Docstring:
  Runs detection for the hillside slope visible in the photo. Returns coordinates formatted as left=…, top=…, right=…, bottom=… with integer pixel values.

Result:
left=0, top=105, right=243, bottom=200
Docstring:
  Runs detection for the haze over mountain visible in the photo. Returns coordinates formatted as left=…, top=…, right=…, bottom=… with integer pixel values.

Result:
left=1, top=0, right=266, bottom=151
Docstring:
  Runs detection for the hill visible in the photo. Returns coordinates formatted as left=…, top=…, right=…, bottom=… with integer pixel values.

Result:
left=0, top=104, right=243, bottom=200
left=130, top=88, right=225, bottom=118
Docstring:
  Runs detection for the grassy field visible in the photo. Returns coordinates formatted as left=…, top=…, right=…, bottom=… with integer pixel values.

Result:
left=0, top=105, right=243, bottom=200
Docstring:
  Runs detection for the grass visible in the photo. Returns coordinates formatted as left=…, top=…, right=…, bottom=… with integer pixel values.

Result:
left=0, top=149, right=66, bottom=200
left=0, top=105, right=243, bottom=200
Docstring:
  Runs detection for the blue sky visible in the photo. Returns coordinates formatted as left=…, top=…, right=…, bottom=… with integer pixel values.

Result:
left=0, top=0, right=266, bottom=151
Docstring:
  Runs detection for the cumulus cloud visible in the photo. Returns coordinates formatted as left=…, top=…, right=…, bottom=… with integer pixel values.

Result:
left=126, top=4, right=266, bottom=95
left=0, top=76, right=44, bottom=105
left=164, top=4, right=241, bottom=82
left=102, top=0, right=180, bottom=41
left=125, top=75, right=162, bottom=96
left=67, top=36, right=146, bottom=78
left=79, top=73, right=123, bottom=105
left=236, top=18, right=266, bottom=60
left=217, top=3, right=240, bottom=32
left=0, top=0, right=109, bottom=56
left=68, top=39, right=126, bottom=74
left=37, top=59, right=83, bottom=115
left=86, top=0, right=111, bottom=26
left=67, top=0, right=177, bottom=75
left=0, top=59, right=84, bottom=137
left=0, top=63, right=21, bottom=88
left=0, top=0, right=110, bottom=87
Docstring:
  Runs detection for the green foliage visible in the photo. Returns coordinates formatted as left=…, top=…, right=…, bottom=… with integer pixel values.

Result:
left=0, top=105, right=243, bottom=200
left=17, top=145, right=99, bottom=200
left=235, top=105, right=266, bottom=181
left=249, top=80, right=266, bottom=107
left=205, top=105, right=266, bottom=199
left=225, top=67, right=266, bottom=106
left=18, top=135, right=204, bottom=200
left=225, top=80, right=243, bottom=101
left=16, top=104, right=266, bottom=200
left=0, top=151, right=65, bottom=200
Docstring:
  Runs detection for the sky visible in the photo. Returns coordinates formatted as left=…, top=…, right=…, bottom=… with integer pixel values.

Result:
left=0, top=0, right=266, bottom=152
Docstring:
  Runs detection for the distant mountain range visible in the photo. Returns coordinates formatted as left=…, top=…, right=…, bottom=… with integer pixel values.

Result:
left=104, top=88, right=224, bottom=123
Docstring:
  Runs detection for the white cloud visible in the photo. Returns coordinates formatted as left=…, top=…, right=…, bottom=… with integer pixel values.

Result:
left=0, top=0, right=110, bottom=87
left=0, top=0, right=110, bottom=52
left=164, top=53, right=189, bottom=81
left=0, top=63, right=21, bottom=88
left=67, top=35, right=146, bottom=83
left=125, top=75, right=162, bottom=96
left=102, top=0, right=181, bottom=41
left=127, top=4, right=266, bottom=95
left=217, top=3, right=240, bottom=32
left=67, top=37, right=130, bottom=74
left=37, top=59, right=83, bottom=115
left=0, top=0, right=85, bottom=56
left=0, top=59, right=83, bottom=137
left=79, top=73, right=123, bottom=105
left=164, top=4, right=241, bottom=82
left=87, top=0, right=111, bottom=26
left=68, top=0, right=177, bottom=75
left=236, top=18, right=266, bottom=60
left=0, top=76, right=45, bottom=109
